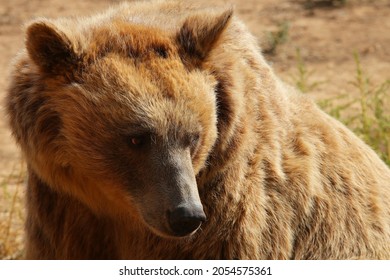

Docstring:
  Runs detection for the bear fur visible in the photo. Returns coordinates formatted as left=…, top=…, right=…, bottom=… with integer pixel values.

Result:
left=6, top=0, right=390, bottom=259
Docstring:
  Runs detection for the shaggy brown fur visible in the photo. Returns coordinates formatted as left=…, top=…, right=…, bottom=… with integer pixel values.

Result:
left=6, top=0, right=390, bottom=259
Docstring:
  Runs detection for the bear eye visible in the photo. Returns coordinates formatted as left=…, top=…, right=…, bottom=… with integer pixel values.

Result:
left=185, top=133, right=200, bottom=149
left=191, top=133, right=200, bottom=146
left=131, top=137, right=143, bottom=146
left=128, top=134, right=148, bottom=148
left=188, top=133, right=200, bottom=155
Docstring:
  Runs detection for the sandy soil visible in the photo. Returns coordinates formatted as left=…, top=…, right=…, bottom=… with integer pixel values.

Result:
left=1, top=0, right=389, bottom=259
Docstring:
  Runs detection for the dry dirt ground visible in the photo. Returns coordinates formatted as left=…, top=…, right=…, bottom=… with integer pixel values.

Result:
left=1, top=0, right=390, bottom=259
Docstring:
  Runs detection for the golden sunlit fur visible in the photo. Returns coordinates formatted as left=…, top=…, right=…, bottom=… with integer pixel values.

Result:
left=6, top=0, right=390, bottom=259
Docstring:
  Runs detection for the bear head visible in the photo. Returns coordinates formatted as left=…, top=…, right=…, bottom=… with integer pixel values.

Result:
left=14, top=8, right=232, bottom=238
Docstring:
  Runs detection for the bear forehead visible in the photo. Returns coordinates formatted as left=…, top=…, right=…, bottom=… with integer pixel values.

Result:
left=81, top=52, right=206, bottom=101
left=85, top=21, right=177, bottom=61
left=77, top=20, right=204, bottom=100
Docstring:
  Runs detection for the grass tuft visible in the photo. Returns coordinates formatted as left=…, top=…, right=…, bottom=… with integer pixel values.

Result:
left=291, top=48, right=324, bottom=93
left=317, top=53, right=390, bottom=165
left=263, top=21, right=290, bottom=55
left=0, top=161, right=26, bottom=259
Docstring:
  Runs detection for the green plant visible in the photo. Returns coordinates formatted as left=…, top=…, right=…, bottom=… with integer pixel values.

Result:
left=291, top=48, right=323, bottom=93
left=0, top=161, right=26, bottom=259
left=319, top=53, right=390, bottom=165
left=350, top=53, right=390, bottom=165
left=263, top=21, right=290, bottom=55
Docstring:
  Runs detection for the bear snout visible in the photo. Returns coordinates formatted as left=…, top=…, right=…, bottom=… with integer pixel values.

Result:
left=167, top=204, right=206, bottom=237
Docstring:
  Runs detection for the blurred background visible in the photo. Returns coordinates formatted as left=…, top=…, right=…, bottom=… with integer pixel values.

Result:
left=1, top=0, right=389, bottom=259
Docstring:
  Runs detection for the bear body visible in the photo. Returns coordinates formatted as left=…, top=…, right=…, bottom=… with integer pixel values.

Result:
left=6, top=0, right=390, bottom=259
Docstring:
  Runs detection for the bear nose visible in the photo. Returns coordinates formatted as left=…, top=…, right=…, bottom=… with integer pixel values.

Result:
left=168, top=205, right=206, bottom=237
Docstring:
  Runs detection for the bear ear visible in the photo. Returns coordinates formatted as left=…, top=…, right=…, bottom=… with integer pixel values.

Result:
left=26, top=20, right=78, bottom=75
left=177, top=8, right=233, bottom=64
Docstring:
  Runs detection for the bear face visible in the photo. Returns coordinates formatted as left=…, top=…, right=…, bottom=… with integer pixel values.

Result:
left=14, top=10, right=232, bottom=238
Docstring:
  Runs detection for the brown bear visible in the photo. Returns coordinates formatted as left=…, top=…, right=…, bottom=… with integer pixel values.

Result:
left=6, top=0, right=390, bottom=259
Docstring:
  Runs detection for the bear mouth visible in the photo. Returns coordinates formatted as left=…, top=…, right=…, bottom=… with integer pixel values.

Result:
left=168, top=221, right=203, bottom=238
left=146, top=223, right=202, bottom=240
left=140, top=214, right=204, bottom=240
